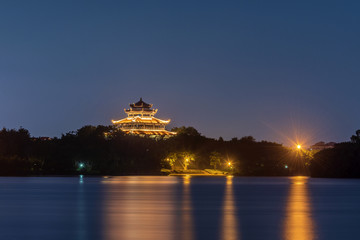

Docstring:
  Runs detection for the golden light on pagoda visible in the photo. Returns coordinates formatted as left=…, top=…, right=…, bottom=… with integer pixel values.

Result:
left=111, top=98, right=176, bottom=137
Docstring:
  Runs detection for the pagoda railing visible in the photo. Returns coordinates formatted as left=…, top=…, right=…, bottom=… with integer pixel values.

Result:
left=120, top=125, right=165, bottom=130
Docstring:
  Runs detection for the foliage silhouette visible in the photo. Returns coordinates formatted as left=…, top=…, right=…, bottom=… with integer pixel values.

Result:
left=0, top=126, right=358, bottom=177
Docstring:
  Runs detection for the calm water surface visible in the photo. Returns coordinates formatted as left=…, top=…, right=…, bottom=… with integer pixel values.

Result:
left=0, top=176, right=360, bottom=240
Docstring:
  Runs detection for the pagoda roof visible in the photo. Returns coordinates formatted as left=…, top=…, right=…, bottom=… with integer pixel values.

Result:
left=112, top=116, right=170, bottom=125
left=125, top=108, right=156, bottom=112
left=122, top=129, right=177, bottom=136
left=130, top=98, right=153, bottom=108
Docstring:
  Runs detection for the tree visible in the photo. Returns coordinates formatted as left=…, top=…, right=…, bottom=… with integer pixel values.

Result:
left=171, top=126, right=201, bottom=136
left=164, top=153, right=178, bottom=171
left=239, top=136, right=256, bottom=143
left=180, top=152, right=195, bottom=170
left=209, top=151, right=222, bottom=170
left=351, top=130, right=360, bottom=144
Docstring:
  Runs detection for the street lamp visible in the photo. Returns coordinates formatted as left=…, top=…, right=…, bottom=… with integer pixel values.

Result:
left=227, top=161, right=234, bottom=175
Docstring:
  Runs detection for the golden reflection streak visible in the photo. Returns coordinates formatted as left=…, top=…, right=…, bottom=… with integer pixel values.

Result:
left=180, top=175, right=194, bottom=240
left=284, top=176, right=315, bottom=240
left=103, top=177, right=177, bottom=240
left=221, top=176, right=239, bottom=240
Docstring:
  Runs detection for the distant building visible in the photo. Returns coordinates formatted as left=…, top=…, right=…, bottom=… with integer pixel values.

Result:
left=112, top=98, right=176, bottom=138
left=310, top=141, right=336, bottom=151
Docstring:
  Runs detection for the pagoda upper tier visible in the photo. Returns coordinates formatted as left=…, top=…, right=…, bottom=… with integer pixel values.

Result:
left=111, top=98, right=176, bottom=137
left=130, top=98, right=152, bottom=108
left=124, top=98, right=158, bottom=117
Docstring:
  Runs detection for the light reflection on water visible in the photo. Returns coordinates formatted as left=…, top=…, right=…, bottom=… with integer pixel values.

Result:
left=101, top=176, right=316, bottom=240
left=1, top=176, right=360, bottom=240
left=102, top=177, right=178, bottom=240
left=283, top=176, right=315, bottom=240
left=180, top=175, right=194, bottom=240
left=221, top=176, right=239, bottom=240
left=77, top=175, right=87, bottom=240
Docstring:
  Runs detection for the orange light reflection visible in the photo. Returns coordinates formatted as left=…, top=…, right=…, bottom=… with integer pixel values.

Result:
left=180, top=175, right=194, bottom=240
left=284, top=176, right=315, bottom=240
left=102, top=177, right=177, bottom=240
left=221, top=176, right=239, bottom=240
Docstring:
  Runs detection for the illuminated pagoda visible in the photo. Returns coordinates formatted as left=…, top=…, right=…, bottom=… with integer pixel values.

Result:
left=112, top=98, right=176, bottom=137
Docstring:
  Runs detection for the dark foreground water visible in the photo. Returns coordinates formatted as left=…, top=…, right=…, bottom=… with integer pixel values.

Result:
left=0, top=176, right=360, bottom=240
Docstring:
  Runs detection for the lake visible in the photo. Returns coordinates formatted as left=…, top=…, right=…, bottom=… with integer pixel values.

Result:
left=0, top=176, right=359, bottom=240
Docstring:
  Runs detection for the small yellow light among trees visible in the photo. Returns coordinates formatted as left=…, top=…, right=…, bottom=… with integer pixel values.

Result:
left=181, top=152, right=195, bottom=170
left=164, top=153, right=178, bottom=171
left=163, top=152, right=195, bottom=171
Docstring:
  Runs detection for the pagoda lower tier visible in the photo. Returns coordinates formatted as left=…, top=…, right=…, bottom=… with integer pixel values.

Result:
left=111, top=98, right=176, bottom=137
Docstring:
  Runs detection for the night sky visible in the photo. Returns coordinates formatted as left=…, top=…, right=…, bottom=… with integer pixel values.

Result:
left=1, top=1, right=359, bottom=146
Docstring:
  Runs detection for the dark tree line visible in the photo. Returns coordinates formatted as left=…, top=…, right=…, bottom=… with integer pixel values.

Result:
left=0, top=126, right=164, bottom=175
left=0, top=126, right=292, bottom=176
left=310, top=130, right=360, bottom=178
left=0, top=125, right=359, bottom=177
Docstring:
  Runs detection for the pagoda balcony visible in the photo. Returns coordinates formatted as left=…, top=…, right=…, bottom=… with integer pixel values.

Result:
left=120, top=125, right=166, bottom=130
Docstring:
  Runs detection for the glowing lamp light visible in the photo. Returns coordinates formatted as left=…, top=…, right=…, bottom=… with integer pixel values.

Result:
left=285, top=165, right=288, bottom=169
left=297, top=145, right=301, bottom=150
left=79, top=163, right=85, bottom=169
left=227, top=162, right=232, bottom=166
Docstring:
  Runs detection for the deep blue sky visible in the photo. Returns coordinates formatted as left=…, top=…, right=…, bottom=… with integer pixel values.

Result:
left=1, top=0, right=359, bottom=145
